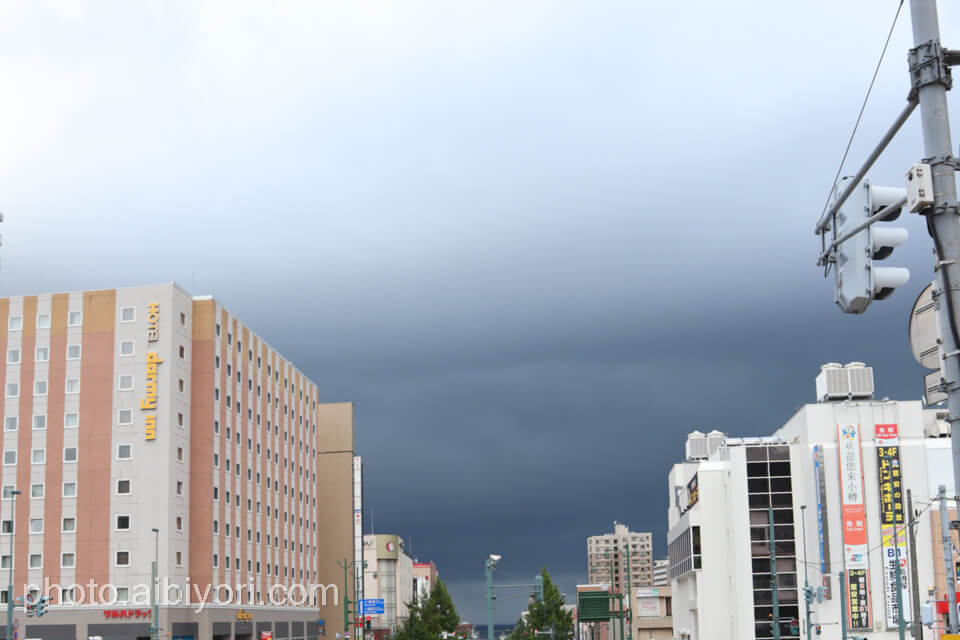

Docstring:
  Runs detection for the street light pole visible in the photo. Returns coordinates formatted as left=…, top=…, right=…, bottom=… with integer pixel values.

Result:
left=605, top=552, right=615, bottom=640
left=485, top=554, right=500, bottom=640
left=6, top=489, right=19, bottom=640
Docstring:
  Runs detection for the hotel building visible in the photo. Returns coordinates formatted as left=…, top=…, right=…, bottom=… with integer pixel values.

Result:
left=0, top=284, right=356, bottom=640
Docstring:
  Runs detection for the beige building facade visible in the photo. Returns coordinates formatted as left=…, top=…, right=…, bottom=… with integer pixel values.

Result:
left=0, top=284, right=355, bottom=640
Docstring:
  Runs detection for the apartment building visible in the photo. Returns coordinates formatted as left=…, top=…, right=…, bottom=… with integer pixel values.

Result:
left=0, top=284, right=356, bottom=640
left=586, top=522, right=653, bottom=593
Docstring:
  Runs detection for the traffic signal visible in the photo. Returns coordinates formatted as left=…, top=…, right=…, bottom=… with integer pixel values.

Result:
left=35, top=596, right=47, bottom=617
left=24, top=594, right=34, bottom=617
left=789, top=619, right=799, bottom=635
left=815, top=624, right=822, bottom=635
left=534, top=575, right=544, bottom=602
left=833, top=176, right=909, bottom=313
left=804, top=586, right=815, bottom=605
left=364, top=616, right=371, bottom=631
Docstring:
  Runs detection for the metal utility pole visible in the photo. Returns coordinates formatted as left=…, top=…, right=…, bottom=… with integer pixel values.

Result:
left=840, top=571, right=848, bottom=640
left=938, top=486, right=959, bottom=633
left=623, top=542, right=632, bottom=640
left=800, top=505, right=813, bottom=640
left=5, top=489, right=19, bottom=640
left=607, top=552, right=616, bottom=640
left=151, top=527, right=159, bottom=640
left=894, top=511, right=906, bottom=640
left=485, top=554, right=500, bottom=640
left=769, top=506, right=780, bottom=640
left=908, top=0, right=960, bottom=496
left=907, top=490, right=923, bottom=639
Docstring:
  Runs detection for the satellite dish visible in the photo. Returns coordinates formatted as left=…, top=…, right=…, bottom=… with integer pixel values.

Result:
left=909, top=282, right=941, bottom=370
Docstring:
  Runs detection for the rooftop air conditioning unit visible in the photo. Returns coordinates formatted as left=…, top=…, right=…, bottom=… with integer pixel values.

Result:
left=705, top=430, right=725, bottom=457
left=816, top=362, right=874, bottom=402
left=685, top=430, right=708, bottom=461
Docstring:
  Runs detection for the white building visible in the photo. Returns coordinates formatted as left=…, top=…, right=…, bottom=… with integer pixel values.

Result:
left=667, top=362, right=954, bottom=640
left=363, top=534, right=414, bottom=633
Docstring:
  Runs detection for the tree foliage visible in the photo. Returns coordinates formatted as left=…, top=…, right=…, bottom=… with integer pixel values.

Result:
left=508, top=569, right=574, bottom=640
left=394, top=578, right=461, bottom=640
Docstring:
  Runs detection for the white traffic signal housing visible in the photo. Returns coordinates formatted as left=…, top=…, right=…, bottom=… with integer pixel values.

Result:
left=833, top=177, right=910, bottom=313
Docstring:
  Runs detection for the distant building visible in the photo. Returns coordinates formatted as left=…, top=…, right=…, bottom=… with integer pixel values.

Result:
left=667, top=362, right=955, bottom=639
left=413, top=561, right=439, bottom=604
left=363, top=534, right=414, bottom=633
left=652, top=558, right=669, bottom=587
left=586, top=521, right=653, bottom=591
left=632, top=586, right=672, bottom=640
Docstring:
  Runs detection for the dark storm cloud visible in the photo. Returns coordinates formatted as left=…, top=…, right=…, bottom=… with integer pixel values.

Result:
left=0, top=0, right=956, bottom=625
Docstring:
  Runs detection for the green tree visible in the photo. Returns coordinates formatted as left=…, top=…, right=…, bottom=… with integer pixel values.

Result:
left=394, top=578, right=460, bottom=640
left=508, top=569, right=573, bottom=640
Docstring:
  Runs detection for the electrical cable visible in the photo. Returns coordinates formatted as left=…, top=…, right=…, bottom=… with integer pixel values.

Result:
left=817, top=0, right=905, bottom=226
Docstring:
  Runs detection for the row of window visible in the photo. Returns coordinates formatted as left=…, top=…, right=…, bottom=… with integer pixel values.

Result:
left=1, top=549, right=176, bottom=571
left=0, top=447, right=77, bottom=464
left=3, top=478, right=131, bottom=497
left=5, top=379, right=79, bottom=397
left=8, top=312, right=82, bottom=331
left=2, top=407, right=184, bottom=431
left=211, top=486, right=315, bottom=531
left=212, top=553, right=310, bottom=580
left=4, top=443, right=133, bottom=465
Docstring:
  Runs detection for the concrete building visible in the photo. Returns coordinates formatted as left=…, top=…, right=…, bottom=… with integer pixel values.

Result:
left=363, top=534, right=414, bottom=634
left=0, top=284, right=356, bottom=640
left=651, top=559, right=668, bottom=588
left=667, top=362, right=953, bottom=640
left=412, top=561, right=438, bottom=605
left=631, top=586, right=672, bottom=640
left=585, top=524, right=653, bottom=640
left=586, top=522, right=653, bottom=592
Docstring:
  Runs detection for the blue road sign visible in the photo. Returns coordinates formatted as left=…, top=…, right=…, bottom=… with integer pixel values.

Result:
left=359, top=599, right=385, bottom=614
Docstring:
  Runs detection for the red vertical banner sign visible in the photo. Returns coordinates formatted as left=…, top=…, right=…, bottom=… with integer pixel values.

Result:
left=837, top=423, right=872, bottom=629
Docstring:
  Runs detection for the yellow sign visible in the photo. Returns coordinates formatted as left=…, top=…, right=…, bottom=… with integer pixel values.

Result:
left=237, top=610, right=253, bottom=622
left=140, top=352, right=163, bottom=441
left=942, top=636, right=960, bottom=640
left=146, top=302, right=159, bottom=342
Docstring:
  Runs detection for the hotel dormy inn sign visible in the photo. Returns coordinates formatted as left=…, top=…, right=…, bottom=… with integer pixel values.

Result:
left=140, top=302, right=162, bottom=441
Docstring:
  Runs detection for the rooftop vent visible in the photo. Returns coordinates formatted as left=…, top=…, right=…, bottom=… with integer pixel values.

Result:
left=706, top=430, right=726, bottom=457
left=816, top=362, right=874, bottom=402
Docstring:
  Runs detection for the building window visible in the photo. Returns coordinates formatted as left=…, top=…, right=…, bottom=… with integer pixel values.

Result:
left=61, top=553, right=75, bottom=568
left=60, top=587, right=75, bottom=603
left=120, top=307, right=135, bottom=323
left=116, top=515, right=130, bottom=531
left=5, top=383, right=17, bottom=398
left=67, top=311, right=82, bottom=327
left=176, top=516, right=182, bottom=531
left=33, top=347, right=47, bottom=362
left=118, top=409, right=133, bottom=425
left=0, top=521, right=10, bottom=534
left=0, top=556, right=10, bottom=569
left=66, top=344, right=81, bottom=360
left=29, top=518, right=42, bottom=534
left=1, top=451, right=14, bottom=466
left=117, top=444, right=132, bottom=460
left=36, top=314, right=50, bottom=330
left=179, top=312, right=186, bottom=326
left=32, top=415, right=46, bottom=431
left=213, top=554, right=218, bottom=568
left=115, top=551, right=130, bottom=567
left=63, top=447, right=77, bottom=463
left=62, top=482, right=76, bottom=498
left=178, top=379, right=184, bottom=393
left=116, top=479, right=131, bottom=495
left=31, top=449, right=44, bottom=464
left=8, top=316, right=21, bottom=331
left=33, top=381, right=47, bottom=396
left=178, top=345, right=184, bottom=359
left=65, top=378, right=79, bottom=394
left=176, top=481, right=183, bottom=497
left=118, top=375, right=134, bottom=391
left=28, top=554, right=41, bottom=568
left=177, top=447, right=184, bottom=462
left=175, top=551, right=182, bottom=567
left=119, top=341, right=134, bottom=357
left=2, top=418, right=14, bottom=432
left=62, top=517, right=75, bottom=532
left=29, top=484, right=43, bottom=498
left=6, top=349, right=19, bottom=364
left=177, top=412, right=184, bottom=427
left=64, top=413, right=79, bottom=429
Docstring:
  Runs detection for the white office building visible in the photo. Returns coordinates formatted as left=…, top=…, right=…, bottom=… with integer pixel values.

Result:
left=667, top=362, right=955, bottom=640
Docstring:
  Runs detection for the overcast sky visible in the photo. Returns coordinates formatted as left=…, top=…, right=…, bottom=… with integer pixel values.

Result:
left=1, top=0, right=958, bottom=625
